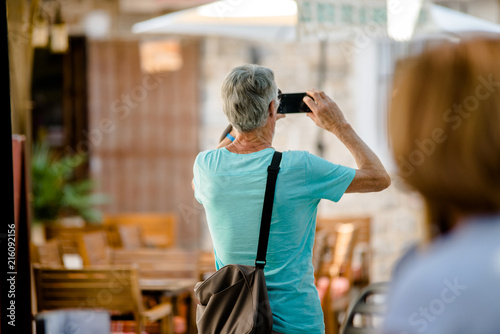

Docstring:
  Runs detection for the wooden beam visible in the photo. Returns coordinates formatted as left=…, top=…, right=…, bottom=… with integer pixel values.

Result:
left=1, top=0, right=16, bottom=331
left=7, top=0, right=38, bottom=145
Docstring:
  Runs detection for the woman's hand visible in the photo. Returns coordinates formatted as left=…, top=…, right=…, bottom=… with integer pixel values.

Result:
left=303, top=89, right=349, bottom=135
left=304, top=89, right=390, bottom=193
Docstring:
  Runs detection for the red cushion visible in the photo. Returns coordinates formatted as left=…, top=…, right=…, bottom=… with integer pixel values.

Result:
left=316, top=276, right=351, bottom=303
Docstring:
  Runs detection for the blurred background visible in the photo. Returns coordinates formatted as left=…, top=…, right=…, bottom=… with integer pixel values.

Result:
left=6, top=0, right=500, bottom=333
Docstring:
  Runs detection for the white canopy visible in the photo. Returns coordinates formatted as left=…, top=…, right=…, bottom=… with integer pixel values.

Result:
left=132, top=0, right=298, bottom=42
left=132, top=0, right=500, bottom=42
left=426, top=4, right=500, bottom=36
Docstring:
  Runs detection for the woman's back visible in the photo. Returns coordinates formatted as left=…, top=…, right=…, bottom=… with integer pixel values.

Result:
left=193, top=147, right=355, bottom=334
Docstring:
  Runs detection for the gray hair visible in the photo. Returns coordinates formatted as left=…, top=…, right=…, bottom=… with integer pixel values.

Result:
left=221, top=64, right=279, bottom=133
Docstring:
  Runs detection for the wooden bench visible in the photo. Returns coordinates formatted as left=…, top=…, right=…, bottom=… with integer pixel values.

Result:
left=33, top=265, right=174, bottom=334
left=44, top=223, right=112, bottom=255
left=110, top=248, right=199, bottom=280
left=103, top=213, right=176, bottom=249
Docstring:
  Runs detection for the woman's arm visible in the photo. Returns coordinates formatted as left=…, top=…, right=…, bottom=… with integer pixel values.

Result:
left=304, top=89, right=391, bottom=193
left=216, top=124, right=238, bottom=149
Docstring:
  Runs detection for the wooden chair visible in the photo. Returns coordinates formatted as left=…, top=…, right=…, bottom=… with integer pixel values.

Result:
left=77, top=231, right=112, bottom=266
left=317, top=216, right=372, bottom=288
left=33, top=240, right=64, bottom=267
left=198, top=250, right=216, bottom=280
left=110, top=248, right=198, bottom=333
left=340, top=281, right=389, bottom=334
left=118, top=224, right=145, bottom=249
left=316, top=223, right=358, bottom=334
left=44, top=223, right=111, bottom=255
left=103, top=213, right=176, bottom=248
left=33, top=265, right=174, bottom=334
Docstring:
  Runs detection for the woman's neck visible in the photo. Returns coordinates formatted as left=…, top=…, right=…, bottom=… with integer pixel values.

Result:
left=226, top=127, right=273, bottom=154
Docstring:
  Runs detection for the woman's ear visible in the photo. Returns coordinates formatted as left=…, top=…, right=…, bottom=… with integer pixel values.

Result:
left=268, top=100, right=276, bottom=116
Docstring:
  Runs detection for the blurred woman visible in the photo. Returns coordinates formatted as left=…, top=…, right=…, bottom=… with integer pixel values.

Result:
left=383, top=38, right=500, bottom=334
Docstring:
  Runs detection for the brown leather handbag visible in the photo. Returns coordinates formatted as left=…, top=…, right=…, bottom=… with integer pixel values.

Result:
left=194, top=151, right=282, bottom=334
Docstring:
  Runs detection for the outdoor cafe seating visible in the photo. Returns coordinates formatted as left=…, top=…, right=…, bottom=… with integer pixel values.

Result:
left=31, top=213, right=212, bottom=334
left=31, top=213, right=371, bottom=334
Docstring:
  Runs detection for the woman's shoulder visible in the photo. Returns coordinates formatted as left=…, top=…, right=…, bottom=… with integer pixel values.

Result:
left=196, top=148, right=219, bottom=158
left=390, top=233, right=496, bottom=290
left=385, top=219, right=500, bottom=330
left=385, top=225, right=500, bottom=333
left=195, top=148, right=226, bottom=162
left=282, top=149, right=313, bottom=157
left=281, top=150, right=315, bottom=165
left=393, top=216, right=500, bottom=279
left=193, top=149, right=224, bottom=173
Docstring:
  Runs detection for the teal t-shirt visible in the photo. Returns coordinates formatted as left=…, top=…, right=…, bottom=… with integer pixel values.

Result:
left=193, top=147, right=355, bottom=334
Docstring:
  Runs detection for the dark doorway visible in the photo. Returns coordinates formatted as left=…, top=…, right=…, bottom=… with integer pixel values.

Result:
left=31, top=36, right=89, bottom=180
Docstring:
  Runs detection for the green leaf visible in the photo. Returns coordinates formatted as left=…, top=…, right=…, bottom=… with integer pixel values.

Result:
left=31, top=142, right=111, bottom=223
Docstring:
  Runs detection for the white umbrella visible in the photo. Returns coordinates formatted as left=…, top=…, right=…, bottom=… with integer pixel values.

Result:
left=131, top=0, right=500, bottom=42
left=426, top=4, right=500, bottom=36
left=132, top=0, right=298, bottom=42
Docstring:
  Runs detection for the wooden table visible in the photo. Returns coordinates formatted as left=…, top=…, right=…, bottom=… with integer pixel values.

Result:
left=140, top=277, right=199, bottom=334
left=140, top=277, right=197, bottom=295
left=110, top=248, right=202, bottom=333
left=111, top=248, right=200, bottom=279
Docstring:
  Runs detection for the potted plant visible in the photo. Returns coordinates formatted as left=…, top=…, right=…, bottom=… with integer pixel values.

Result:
left=31, top=142, right=110, bottom=227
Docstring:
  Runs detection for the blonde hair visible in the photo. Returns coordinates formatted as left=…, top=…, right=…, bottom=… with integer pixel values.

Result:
left=389, top=38, right=500, bottom=239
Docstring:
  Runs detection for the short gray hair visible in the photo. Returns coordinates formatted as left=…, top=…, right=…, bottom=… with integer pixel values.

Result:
left=221, top=64, right=279, bottom=133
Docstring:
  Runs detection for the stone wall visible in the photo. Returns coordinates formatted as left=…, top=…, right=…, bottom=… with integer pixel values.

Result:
left=197, top=36, right=424, bottom=282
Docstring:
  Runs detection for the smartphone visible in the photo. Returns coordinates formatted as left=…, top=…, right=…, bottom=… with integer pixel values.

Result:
left=277, top=93, right=313, bottom=114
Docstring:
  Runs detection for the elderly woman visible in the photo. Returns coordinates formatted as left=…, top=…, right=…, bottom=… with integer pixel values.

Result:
left=383, top=38, right=500, bottom=334
left=192, top=64, right=390, bottom=333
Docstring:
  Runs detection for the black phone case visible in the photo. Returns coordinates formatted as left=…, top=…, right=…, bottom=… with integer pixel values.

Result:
left=278, top=93, right=312, bottom=114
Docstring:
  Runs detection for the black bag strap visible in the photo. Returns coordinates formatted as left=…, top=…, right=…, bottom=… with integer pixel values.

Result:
left=255, top=151, right=282, bottom=269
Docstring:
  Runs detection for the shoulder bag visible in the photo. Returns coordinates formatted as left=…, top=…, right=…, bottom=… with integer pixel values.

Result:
left=194, top=151, right=282, bottom=334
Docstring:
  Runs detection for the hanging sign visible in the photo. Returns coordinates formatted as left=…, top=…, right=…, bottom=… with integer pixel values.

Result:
left=296, top=0, right=430, bottom=40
